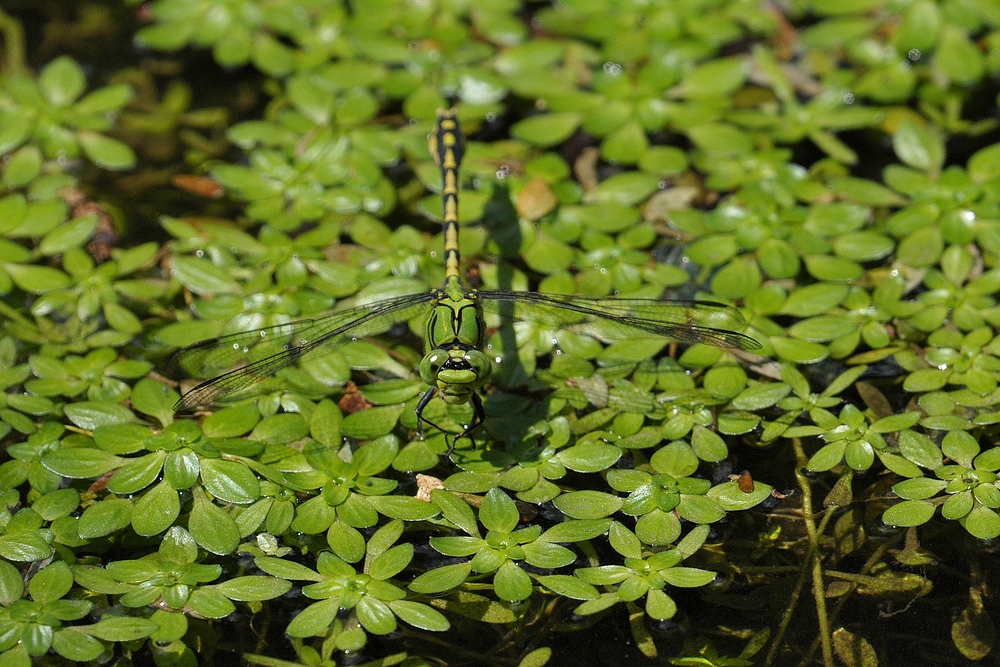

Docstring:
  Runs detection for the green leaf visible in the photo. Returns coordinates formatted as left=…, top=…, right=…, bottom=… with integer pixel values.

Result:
left=0, top=116, right=29, bottom=155
left=690, top=425, right=729, bottom=462
left=609, top=520, right=642, bottom=559
left=522, top=541, right=576, bottom=569
left=170, top=255, right=241, bottom=295
left=388, top=599, right=450, bottom=631
left=519, top=648, right=553, bottom=667
left=213, top=576, right=292, bottom=601
left=898, top=430, right=943, bottom=469
left=28, top=560, right=73, bottom=603
left=78, top=498, right=134, bottom=539
left=78, top=132, right=137, bottom=170
left=935, top=26, right=984, bottom=86
left=352, top=436, right=398, bottom=476
left=661, top=566, right=716, bottom=588
left=202, top=403, right=260, bottom=438
left=707, top=480, right=774, bottom=510
left=553, top=491, right=623, bottom=519
left=63, top=402, right=137, bottom=430
left=250, top=413, right=309, bottom=445
left=883, top=500, right=936, bottom=527
left=511, top=113, right=583, bottom=147
left=832, top=231, right=895, bottom=261
left=584, top=172, right=660, bottom=206
left=130, top=378, right=177, bottom=426
left=200, top=459, right=260, bottom=504
left=574, top=592, right=620, bottom=616
left=771, top=337, right=829, bottom=364
left=341, top=406, right=403, bottom=440
left=286, top=598, right=340, bottom=637
left=189, top=489, right=240, bottom=555
left=39, top=56, right=86, bottom=106
left=677, top=494, right=726, bottom=524
left=480, top=488, right=519, bottom=533
left=132, top=480, right=180, bottom=536
left=493, top=560, right=533, bottom=602
left=40, top=214, right=98, bottom=256
left=79, top=616, right=158, bottom=641
left=51, top=629, right=104, bottom=662
left=538, top=519, right=611, bottom=543
left=535, top=574, right=599, bottom=600
left=557, top=442, right=622, bottom=472
left=409, top=562, right=473, bottom=593
left=75, top=83, right=133, bottom=114
left=429, top=535, right=483, bottom=560
left=42, top=447, right=121, bottom=479
left=309, top=400, right=341, bottom=447
left=367, top=543, right=413, bottom=581
left=961, top=506, right=1000, bottom=539
left=357, top=595, right=397, bottom=634
left=104, top=302, right=143, bottom=336
left=431, top=489, right=481, bottom=537
left=366, top=495, right=439, bottom=521
left=576, top=564, right=633, bottom=586
left=635, top=509, right=682, bottom=546
left=254, top=556, right=322, bottom=582
left=0, top=560, right=24, bottom=606
left=645, top=588, right=678, bottom=620
left=892, top=477, right=946, bottom=500
left=601, top=121, right=648, bottom=164
left=3, top=145, right=42, bottom=188
left=0, top=530, right=53, bottom=561
left=968, top=142, right=1000, bottom=185
left=893, top=121, right=944, bottom=175
left=807, top=441, right=847, bottom=471
left=4, top=263, right=71, bottom=293
left=675, top=56, right=747, bottom=97
left=650, top=441, right=698, bottom=477
left=780, top=283, right=849, bottom=317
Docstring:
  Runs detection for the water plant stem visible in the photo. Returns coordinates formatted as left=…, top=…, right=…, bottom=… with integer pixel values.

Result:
left=0, top=7, right=25, bottom=73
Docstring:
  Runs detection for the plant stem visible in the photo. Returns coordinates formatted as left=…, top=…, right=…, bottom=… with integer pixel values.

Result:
left=0, top=6, right=25, bottom=73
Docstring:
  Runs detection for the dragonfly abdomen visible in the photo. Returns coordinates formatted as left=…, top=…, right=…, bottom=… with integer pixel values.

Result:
left=429, top=109, right=464, bottom=283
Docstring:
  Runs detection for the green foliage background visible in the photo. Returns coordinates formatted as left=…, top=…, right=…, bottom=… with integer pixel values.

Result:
left=0, top=0, right=999, bottom=665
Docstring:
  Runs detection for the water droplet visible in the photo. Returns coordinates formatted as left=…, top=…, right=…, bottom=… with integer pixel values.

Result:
left=603, top=62, right=622, bottom=76
left=843, top=92, right=855, bottom=104
left=908, top=49, right=921, bottom=61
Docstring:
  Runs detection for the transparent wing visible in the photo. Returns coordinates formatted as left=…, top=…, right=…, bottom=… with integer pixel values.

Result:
left=477, top=290, right=761, bottom=351
left=173, top=291, right=435, bottom=410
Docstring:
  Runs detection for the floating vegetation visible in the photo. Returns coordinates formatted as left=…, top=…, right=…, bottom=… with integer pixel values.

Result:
left=0, top=0, right=999, bottom=665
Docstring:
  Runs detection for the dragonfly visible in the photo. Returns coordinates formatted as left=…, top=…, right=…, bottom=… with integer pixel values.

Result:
left=174, top=109, right=762, bottom=454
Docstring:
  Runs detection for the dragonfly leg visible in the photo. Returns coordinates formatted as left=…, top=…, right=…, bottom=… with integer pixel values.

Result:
left=415, top=387, right=437, bottom=438
left=449, top=393, right=485, bottom=456
left=415, top=387, right=485, bottom=460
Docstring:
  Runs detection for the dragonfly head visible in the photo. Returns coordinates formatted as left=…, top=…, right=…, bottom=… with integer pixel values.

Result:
left=420, top=347, right=492, bottom=404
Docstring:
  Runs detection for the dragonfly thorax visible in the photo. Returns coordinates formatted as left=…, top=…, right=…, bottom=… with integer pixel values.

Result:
left=425, top=283, right=486, bottom=352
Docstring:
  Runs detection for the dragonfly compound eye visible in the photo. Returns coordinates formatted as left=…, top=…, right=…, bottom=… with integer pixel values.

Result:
left=463, top=350, right=493, bottom=384
left=419, top=350, right=449, bottom=384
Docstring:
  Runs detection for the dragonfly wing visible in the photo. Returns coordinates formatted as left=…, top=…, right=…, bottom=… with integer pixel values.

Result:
left=174, top=291, right=435, bottom=410
left=478, top=290, right=761, bottom=351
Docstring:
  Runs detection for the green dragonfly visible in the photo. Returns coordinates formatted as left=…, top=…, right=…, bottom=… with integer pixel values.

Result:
left=174, top=109, right=761, bottom=451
